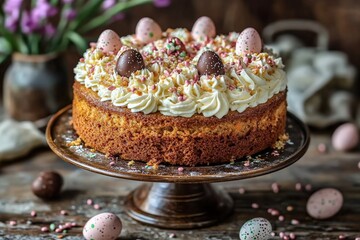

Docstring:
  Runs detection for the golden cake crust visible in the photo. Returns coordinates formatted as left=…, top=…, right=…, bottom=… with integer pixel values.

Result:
left=72, top=82, right=287, bottom=166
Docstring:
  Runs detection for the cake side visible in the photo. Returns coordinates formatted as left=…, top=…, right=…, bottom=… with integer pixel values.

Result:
left=73, top=82, right=287, bottom=166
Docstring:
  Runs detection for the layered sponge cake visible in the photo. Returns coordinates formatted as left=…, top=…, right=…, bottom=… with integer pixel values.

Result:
left=73, top=17, right=287, bottom=166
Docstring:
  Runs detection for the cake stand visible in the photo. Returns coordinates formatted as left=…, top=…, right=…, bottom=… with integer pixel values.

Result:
left=46, top=105, right=309, bottom=229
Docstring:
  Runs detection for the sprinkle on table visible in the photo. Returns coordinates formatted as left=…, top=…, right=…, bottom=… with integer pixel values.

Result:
left=9, top=220, right=17, bottom=226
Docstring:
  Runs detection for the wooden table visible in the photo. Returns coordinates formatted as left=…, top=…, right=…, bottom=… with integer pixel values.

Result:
left=0, top=131, right=359, bottom=239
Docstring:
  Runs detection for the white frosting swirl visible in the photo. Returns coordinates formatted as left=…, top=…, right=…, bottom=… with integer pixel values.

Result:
left=111, top=88, right=131, bottom=106
left=198, top=91, right=229, bottom=118
left=159, top=95, right=197, bottom=117
left=74, top=29, right=287, bottom=119
left=127, top=93, right=158, bottom=114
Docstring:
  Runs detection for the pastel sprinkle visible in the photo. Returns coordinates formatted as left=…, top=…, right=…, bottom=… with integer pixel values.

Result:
left=87, top=199, right=93, bottom=205
left=41, top=226, right=49, bottom=232
left=60, top=210, right=68, bottom=215
left=50, top=223, right=56, bottom=231
left=289, top=232, right=296, bottom=239
left=93, top=204, right=101, bottom=210
left=317, top=143, right=327, bottom=153
left=271, top=209, right=280, bottom=216
left=271, top=182, right=280, bottom=193
left=239, top=187, right=246, bottom=194
left=30, top=210, right=37, bottom=217
left=251, top=203, right=259, bottom=209
left=9, top=220, right=17, bottom=226
left=291, top=219, right=300, bottom=225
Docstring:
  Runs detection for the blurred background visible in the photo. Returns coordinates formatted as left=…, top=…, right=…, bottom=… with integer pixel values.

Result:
left=0, top=0, right=359, bottom=160
left=1, top=0, right=360, bottom=89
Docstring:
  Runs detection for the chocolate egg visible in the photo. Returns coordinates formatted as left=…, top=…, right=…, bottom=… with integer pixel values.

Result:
left=197, top=50, right=225, bottom=76
left=236, top=27, right=262, bottom=55
left=191, top=16, right=216, bottom=41
left=116, top=49, right=145, bottom=77
left=165, top=37, right=187, bottom=57
left=332, top=123, right=359, bottom=151
left=135, top=17, right=162, bottom=44
left=239, top=217, right=272, bottom=240
left=31, top=171, right=63, bottom=200
left=83, top=212, right=122, bottom=240
left=307, top=188, right=343, bottom=219
left=97, top=29, right=122, bottom=53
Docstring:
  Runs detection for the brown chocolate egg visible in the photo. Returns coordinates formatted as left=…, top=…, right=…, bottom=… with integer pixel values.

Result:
left=32, top=171, right=63, bottom=200
left=116, top=49, right=145, bottom=77
left=196, top=50, right=225, bottom=76
left=165, top=37, right=187, bottom=58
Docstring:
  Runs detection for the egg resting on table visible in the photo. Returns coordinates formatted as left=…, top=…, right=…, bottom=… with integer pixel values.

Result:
left=307, top=188, right=343, bottom=219
left=83, top=212, right=122, bottom=240
left=239, top=217, right=272, bottom=240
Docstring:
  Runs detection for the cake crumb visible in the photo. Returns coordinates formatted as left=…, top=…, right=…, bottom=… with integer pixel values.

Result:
left=127, top=160, right=135, bottom=166
left=67, top=137, right=82, bottom=147
left=272, top=133, right=289, bottom=150
left=147, top=158, right=161, bottom=169
left=152, top=163, right=159, bottom=170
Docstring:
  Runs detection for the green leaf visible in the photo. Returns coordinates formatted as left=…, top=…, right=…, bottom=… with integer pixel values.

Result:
left=28, top=34, right=41, bottom=54
left=80, top=0, right=152, bottom=33
left=0, top=53, right=9, bottom=65
left=67, top=31, right=87, bottom=53
left=0, top=37, right=12, bottom=54
left=69, top=0, right=103, bottom=31
left=17, top=35, right=29, bottom=54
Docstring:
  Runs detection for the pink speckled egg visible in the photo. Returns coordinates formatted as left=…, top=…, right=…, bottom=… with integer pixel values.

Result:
left=306, top=188, right=343, bottom=219
left=83, top=212, right=122, bottom=240
left=135, top=17, right=162, bottom=44
left=97, top=29, right=122, bottom=53
left=236, top=27, right=262, bottom=55
left=191, top=16, right=216, bottom=41
left=332, top=123, right=359, bottom=151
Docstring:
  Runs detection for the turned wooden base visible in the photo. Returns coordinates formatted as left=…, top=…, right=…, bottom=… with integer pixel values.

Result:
left=47, top=107, right=309, bottom=230
left=124, top=183, right=234, bottom=229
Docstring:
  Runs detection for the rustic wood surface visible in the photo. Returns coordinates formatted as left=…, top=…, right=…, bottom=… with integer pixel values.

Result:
left=0, top=129, right=360, bottom=239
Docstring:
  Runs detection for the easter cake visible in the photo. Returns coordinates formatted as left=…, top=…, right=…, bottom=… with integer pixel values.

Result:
left=73, top=17, right=287, bottom=166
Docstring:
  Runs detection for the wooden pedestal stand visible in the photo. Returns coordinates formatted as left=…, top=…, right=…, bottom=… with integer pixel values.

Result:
left=46, top=106, right=309, bottom=229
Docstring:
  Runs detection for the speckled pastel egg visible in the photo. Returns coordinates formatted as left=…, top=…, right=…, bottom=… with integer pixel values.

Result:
left=332, top=123, right=359, bottom=151
left=135, top=17, right=162, bottom=44
left=307, top=188, right=343, bottom=219
left=83, top=212, right=122, bottom=240
left=239, top=217, right=272, bottom=240
left=236, top=27, right=262, bottom=55
left=97, top=29, right=122, bottom=53
left=191, top=16, right=216, bottom=41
